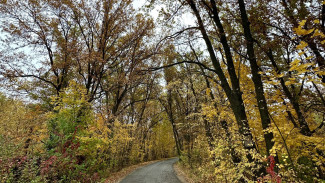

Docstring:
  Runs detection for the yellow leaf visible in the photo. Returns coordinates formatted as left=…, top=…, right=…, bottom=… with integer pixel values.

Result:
left=305, top=28, right=315, bottom=35
left=314, top=19, right=320, bottom=24
left=296, top=41, right=308, bottom=50
left=285, top=80, right=294, bottom=86
left=312, top=30, right=325, bottom=38
left=316, top=71, right=325, bottom=76
left=96, top=144, right=102, bottom=149
left=294, top=26, right=314, bottom=36
left=299, top=20, right=307, bottom=27
left=276, top=73, right=284, bottom=78
left=206, top=88, right=211, bottom=96
left=290, top=59, right=300, bottom=67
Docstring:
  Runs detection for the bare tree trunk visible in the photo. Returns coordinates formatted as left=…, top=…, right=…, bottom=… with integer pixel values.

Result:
left=236, top=0, right=275, bottom=156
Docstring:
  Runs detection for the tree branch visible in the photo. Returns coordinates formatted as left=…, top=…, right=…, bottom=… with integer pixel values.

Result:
left=144, top=60, right=216, bottom=73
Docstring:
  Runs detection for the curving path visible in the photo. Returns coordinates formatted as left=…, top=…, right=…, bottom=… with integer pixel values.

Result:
left=120, top=158, right=182, bottom=183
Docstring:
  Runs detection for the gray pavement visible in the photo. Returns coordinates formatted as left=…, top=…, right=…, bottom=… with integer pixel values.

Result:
left=120, top=158, right=182, bottom=183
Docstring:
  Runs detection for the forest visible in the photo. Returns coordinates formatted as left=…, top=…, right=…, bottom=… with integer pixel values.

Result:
left=0, top=0, right=324, bottom=182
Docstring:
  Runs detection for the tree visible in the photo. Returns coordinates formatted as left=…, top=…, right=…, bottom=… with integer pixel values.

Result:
left=0, top=0, right=155, bottom=104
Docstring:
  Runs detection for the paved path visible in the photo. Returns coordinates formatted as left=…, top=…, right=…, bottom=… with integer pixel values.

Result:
left=120, top=158, right=182, bottom=183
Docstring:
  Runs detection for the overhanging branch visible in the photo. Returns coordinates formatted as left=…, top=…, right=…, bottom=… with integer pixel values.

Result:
left=144, top=60, right=216, bottom=73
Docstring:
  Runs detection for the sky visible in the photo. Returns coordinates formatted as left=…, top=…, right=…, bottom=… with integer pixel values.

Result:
left=132, top=0, right=147, bottom=10
left=132, top=0, right=195, bottom=26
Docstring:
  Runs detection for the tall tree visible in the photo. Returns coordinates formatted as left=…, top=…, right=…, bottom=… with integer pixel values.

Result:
left=236, top=0, right=275, bottom=156
left=0, top=0, right=155, bottom=104
left=184, top=0, right=256, bottom=153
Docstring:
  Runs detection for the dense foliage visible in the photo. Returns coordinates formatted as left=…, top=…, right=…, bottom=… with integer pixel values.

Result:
left=0, top=0, right=324, bottom=182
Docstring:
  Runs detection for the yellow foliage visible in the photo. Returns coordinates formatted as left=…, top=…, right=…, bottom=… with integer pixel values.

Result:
left=296, top=41, right=308, bottom=50
left=206, top=88, right=211, bottom=96
left=294, top=26, right=314, bottom=36
left=311, top=29, right=325, bottom=38
left=0, top=95, right=48, bottom=156
left=51, top=81, right=88, bottom=112
left=289, top=59, right=314, bottom=75
left=77, top=115, right=112, bottom=157
left=316, top=71, right=325, bottom=76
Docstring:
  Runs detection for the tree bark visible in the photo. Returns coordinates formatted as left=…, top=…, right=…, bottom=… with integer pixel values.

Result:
left=237, top=0, right=275, bottom=156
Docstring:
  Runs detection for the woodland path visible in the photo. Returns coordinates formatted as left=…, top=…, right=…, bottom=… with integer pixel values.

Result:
left=119, top=158, right=182, bottom=183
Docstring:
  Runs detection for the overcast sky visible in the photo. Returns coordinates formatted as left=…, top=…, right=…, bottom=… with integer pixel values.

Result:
left=132, top=0, right=195, bottom=26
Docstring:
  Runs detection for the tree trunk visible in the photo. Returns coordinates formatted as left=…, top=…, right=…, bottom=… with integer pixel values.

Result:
left=237, top=0, right=275, bottom=156
left=186, top=0, right=256, bottom=152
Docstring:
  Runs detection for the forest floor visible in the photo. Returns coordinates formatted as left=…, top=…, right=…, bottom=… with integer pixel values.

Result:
left=173, top=163, right=197, bottom=183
